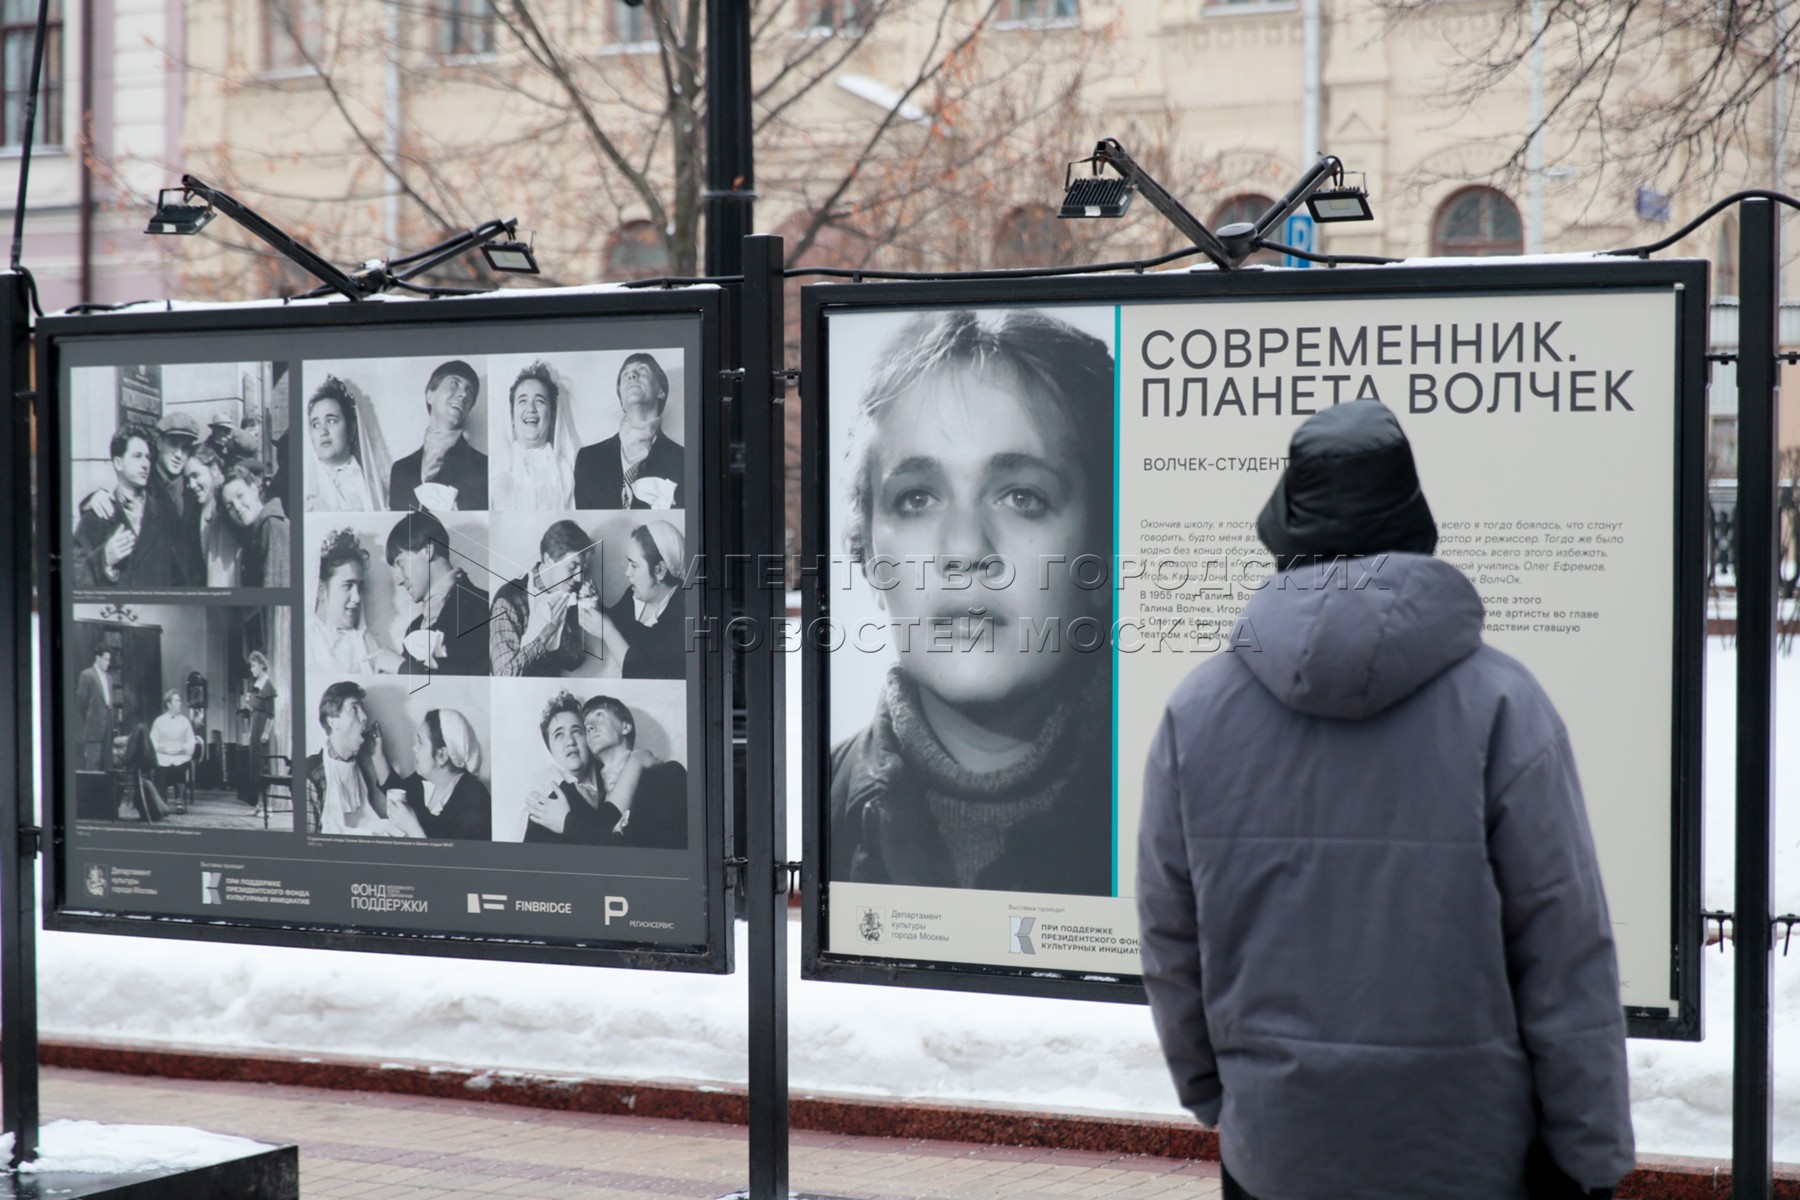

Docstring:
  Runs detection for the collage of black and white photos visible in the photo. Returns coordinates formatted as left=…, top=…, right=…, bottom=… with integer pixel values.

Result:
left=65, top=345, right=695, bottom=855
left=295, top=348, right=692, bottom=849
left=67, top=361, right=298, bottom=833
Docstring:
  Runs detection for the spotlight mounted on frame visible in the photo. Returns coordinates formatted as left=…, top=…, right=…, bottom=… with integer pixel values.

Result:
left=1306, top=177, right=1375, bottom=224
left=1058, top=139, right=1234, bottom=269
left=144, top=187, right=215, bottom=236
left=143, top=172, right=542, bottom=300
left=479, top=234, right=540, bottom=275
left=1056, top=138, right=1378, bottom=270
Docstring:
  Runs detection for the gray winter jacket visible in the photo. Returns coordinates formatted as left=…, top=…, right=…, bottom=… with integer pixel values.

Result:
left=1137, top=553, right=1633, bottom=1199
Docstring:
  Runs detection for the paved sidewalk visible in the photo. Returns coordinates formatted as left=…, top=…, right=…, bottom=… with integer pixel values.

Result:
left=42, top=1066, right=1224, bottom=1199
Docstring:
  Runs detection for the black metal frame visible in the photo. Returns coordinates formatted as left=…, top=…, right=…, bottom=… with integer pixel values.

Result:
left=1, top=273, right=38, bottom=1166
left=34, top=286, right=735, bottom=974
left=798, top=259, right=1708, bottom=1040
left=1731, top=197, right=1778, bottom=1198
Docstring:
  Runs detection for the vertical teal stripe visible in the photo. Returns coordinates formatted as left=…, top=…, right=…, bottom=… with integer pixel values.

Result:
left=1112, top=304, right=1122, bottom=899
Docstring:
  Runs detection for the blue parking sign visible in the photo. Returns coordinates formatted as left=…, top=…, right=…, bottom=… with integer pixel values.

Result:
left=1283, top=213, right=1315, bottom=269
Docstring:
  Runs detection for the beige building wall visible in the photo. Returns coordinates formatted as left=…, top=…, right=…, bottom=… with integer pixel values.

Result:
left=175, top=2, right=1770, bottom=279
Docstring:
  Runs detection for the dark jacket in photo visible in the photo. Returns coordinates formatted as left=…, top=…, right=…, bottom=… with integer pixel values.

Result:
left=522, top=778, right=623, bottom=846
left=399, top=567, right=492, bottom=677
left=237, top=498, right=290, bottom=587
left=618, top=760, right=688, bottom=850
left=607, top=593, right=685, bottom=681
left=1136, top=554, right=1634, bottom=1200
left=828, top=664, right=1113, bottom=896
left=388, top=436, right=489, bottom=512
left=391, top=771, right=492, bottom=841
left=76, top=664, right=115, bottom=743
left=155, top=466, right=205, bottom=587
left=573, top=432, right=685, bottom=510
left=71, top=486, right=182, bottom=589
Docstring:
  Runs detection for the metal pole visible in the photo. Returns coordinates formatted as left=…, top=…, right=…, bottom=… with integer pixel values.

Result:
left=1732, top=196, right=1779, bottom=1200
left=1527, top=0, right=1545, bottom=254
left=707, top=0, right=756, bottom=908
left=0, top=270, right=39, bottom=1167
left=704, top=0, right=755, bottom=279
left=741, top=233, right=787, bottom=1200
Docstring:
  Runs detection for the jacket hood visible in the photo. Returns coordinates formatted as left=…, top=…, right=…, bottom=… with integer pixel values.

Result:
left=1233, top=553, right=1483, bottom=720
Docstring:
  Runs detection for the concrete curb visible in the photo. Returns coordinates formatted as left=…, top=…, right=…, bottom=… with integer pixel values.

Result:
left=37, top=1039, right=1796, bottom=1198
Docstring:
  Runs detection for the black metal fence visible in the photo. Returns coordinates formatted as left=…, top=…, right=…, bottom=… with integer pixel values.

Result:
left=1708, top=482, right=1800, bottom=601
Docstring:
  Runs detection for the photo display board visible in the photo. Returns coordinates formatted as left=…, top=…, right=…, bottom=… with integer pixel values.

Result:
left=801, top=261, right=1706, bottom=1038
left=40, top=288, right=731, bottom=972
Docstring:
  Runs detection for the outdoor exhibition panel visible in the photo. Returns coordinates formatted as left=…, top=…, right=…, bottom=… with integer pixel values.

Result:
left=38, top=287, right=732, bottom=972
left=800, top=259, right=1707, bottom=1039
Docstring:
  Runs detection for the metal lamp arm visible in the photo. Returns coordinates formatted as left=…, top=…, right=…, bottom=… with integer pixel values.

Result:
left=387, top=218, right=519, bottom=284
left=1090, top=138, right=1235, bottom=271
left=1252, top=154, right=1345, bottom=242
left=179, top=174, right=363, bottom=302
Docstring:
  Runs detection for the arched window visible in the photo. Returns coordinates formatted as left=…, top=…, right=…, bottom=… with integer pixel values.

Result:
left=1209, top=193, right=1280, bottom=266
left=1430, top=187, right=1523, bottom=257
left=1715, top=217, right=1738, bottom=298
left=604, top=220, right=672, bottom=281
left=992, top=204, right=1075, bottom=268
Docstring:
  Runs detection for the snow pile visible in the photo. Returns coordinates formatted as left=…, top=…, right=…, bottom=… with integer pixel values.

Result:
left=31, top=638, right=1800, bottom=1161
left=16, top=1120, right=270, bottom=1174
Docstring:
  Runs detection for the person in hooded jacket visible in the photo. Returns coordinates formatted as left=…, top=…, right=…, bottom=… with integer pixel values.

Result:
left=1136, top=399, right=1633, bottom=1200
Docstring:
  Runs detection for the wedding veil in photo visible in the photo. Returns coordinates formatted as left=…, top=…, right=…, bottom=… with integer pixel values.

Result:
left=305, top=374, right=395, bottom=512
left=494, top=360, right=581, bottom=511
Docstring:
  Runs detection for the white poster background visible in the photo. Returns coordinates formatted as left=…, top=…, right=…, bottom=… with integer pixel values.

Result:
left=822, top=289, right=1683, bottom=1016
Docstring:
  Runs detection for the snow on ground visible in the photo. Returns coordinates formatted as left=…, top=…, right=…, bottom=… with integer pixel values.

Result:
left=31, top=637, right=1800, bottom=1160
left=13, top=1120, right=270, bottom=1173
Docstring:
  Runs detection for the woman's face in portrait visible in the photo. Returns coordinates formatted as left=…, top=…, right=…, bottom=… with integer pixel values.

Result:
left=221, top=479, right=261, bottom=528
left=544, top=711, right=588, bottom=774
left=412, top=724, right=443, bottom=774
left=623, top=541, right=663, bottom=600
left=322, top=559, right=364, bottom=630
left=308, top=396, right=353, bottom=466
left=864, top=365, right=1100, bottom=709
left=511, top=379, right=554, bottom=450
left=183, top=457, right=220, bottom=506
left=583, top=707, right=628, bottom=755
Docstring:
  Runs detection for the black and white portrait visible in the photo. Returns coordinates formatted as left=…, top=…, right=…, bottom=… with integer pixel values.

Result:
left=69, top=602, right=294, bottom=832
left=68, top=362, right=290, bottom=590
left=303, top=519, right=406, bottom=675
left=825, top=307, right=1117, bottom=897
left=380, top=509, right=492, bottom=677
left=490, top=679, right=687, bottom=848
left=485, top=510, right=688, bottom=681
left=304, top=355, right=490, bottom=513
left=487, top=354, right=580, bottom=511
left=565, top=349, right=687, bottom=511
left=302, top=675, right=493, bottom=841
left=300, top=373, right=394, bottom=513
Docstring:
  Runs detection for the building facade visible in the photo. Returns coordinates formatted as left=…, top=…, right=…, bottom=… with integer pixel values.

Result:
left=0, top=0, right=186, bottom=311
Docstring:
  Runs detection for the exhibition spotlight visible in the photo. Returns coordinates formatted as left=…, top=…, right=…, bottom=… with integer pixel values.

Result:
left=1305, top=177, right=1375, bottom=223
left=1057, top=139, right=1376, bottom=269
left=1220, top=156, right=1375, bottom=265
left=1059, top=138, right=1234, bottom=270
left=144, top=187, right=215, bottom=236
left=144, top=173, right=538, bottom=300
left=478, top=234, right=540, bottom=275
left=143, top=174, right=368, bottom=301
